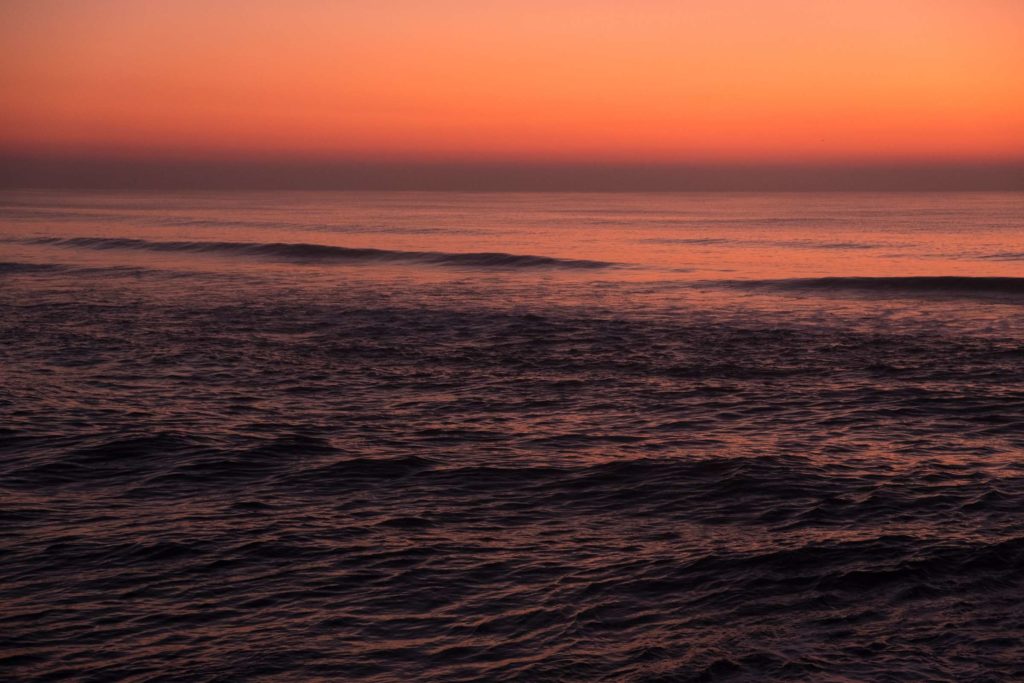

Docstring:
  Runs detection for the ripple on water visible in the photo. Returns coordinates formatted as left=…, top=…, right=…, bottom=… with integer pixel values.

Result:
left=2, top=229, right=1024, bottom=680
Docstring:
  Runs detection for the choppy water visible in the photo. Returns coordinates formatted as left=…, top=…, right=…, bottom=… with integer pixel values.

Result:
left=2, top=190, right=1023, bottom=681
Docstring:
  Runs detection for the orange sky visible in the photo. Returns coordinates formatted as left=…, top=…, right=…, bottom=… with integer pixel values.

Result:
left=1, top=0, right=1022, bottom=164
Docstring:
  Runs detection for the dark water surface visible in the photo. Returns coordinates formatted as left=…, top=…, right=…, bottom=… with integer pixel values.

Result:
left=2, top=191, right=1023, bottom=681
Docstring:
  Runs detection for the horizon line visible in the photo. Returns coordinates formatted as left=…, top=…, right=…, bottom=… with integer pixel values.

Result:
left=2, top=154, right=1022, bottom=192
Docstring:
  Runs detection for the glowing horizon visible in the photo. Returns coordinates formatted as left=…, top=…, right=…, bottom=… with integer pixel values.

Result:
left=2, top=0, right=1023, bottom=166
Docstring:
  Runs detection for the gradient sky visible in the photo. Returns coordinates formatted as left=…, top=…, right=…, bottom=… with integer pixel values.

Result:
left=1, top=0, right=1022, bottom=166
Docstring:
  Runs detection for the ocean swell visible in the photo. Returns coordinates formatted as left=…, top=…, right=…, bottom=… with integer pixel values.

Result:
left=26, top=236, right=616, bottom=270
left=720, top=276, right=1024, bottom=300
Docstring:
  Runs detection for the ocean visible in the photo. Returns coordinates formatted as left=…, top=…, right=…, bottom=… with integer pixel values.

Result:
left=2, top=190, right=1023, bottom=681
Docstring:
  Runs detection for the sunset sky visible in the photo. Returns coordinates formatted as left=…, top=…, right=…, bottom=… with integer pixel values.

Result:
left=1, top=0, right=1022, bottom=187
